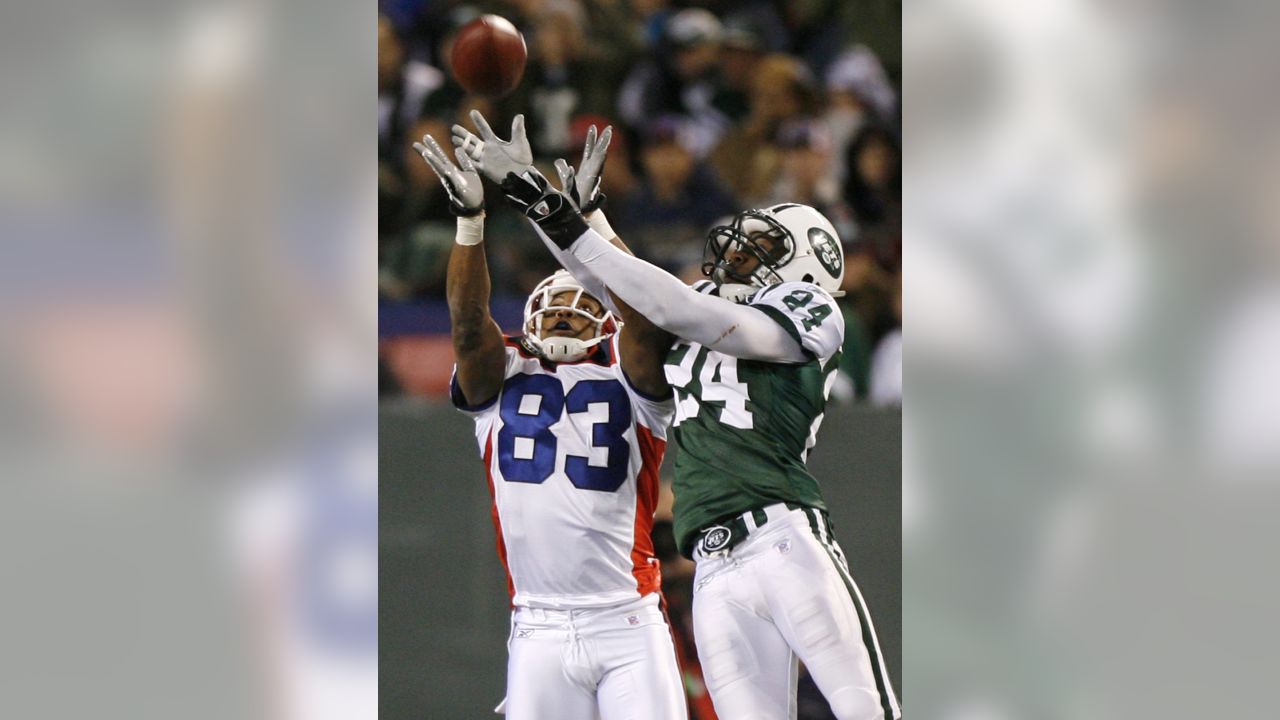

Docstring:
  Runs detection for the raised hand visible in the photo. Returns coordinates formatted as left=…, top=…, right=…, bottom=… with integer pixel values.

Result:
left=412, top=133, right=484, bottom=216
left=500, top=167, right=589, bottom=251
left=451, top=110, right=533, bottom=185
left=553, top=124, right=612, bottom=213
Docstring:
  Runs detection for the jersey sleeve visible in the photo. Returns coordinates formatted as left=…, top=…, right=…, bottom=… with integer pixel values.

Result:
left=748, top=282, right=845, bottom=363
left=610, top=334, right=675, bottom=440
left=449, top=341, right=523, bottom=417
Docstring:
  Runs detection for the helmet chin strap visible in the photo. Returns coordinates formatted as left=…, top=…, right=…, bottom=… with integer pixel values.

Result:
left=537, top=334, right=608, bottom=362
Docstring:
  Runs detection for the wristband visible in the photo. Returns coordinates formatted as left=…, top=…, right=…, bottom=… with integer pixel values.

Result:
left=455, top=212, right=485, bottom=246
left=585, top=210, right=616, bottom=241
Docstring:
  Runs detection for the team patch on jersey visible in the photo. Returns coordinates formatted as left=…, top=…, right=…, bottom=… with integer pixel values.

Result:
left=809, top=227, right=842, bottom=277
left=700, top=525, right=732, bottom=552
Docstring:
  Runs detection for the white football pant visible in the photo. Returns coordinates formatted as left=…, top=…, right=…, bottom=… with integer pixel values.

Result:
left=692, top=505, right=901, bottom=720
left=501, top=593, right=688, bottom=720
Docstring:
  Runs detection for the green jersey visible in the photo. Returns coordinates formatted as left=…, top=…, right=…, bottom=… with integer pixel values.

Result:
left=665, top=280, right=846, bottom=557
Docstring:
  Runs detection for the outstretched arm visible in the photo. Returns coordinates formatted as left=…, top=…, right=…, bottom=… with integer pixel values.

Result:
left=527, top=221, right=804, bottom=363
left=414, top=133, right=505, bottom=405
left=451, top=112, right=617, bottom=313
left=453, top=113, right=678, bottom=391
left=533, top=219, right=675, bottom=396
left=446, top=229, right=505, bottom=405
left=449, top=118, right=800, bottom=362
left=548, top=126, right=674, bottom=396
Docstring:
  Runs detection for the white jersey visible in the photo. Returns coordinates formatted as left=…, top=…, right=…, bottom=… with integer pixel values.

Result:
left=452, top=333, right=675, bottom=610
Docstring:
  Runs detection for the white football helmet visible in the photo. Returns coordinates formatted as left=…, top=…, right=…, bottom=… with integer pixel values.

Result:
left=522, top=270, right=616, bottom=362
left=703, top=203, right=845, bottom=301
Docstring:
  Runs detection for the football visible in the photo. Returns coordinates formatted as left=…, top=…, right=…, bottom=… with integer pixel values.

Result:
left=450, top=15, right=527, bottom=98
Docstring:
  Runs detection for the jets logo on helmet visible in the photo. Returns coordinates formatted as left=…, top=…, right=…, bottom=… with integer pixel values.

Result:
left=522, top=270, right=616, bottom=362
left=808, top=226, right=842, bottom=278
left=702, top=203, right=846, bottom=300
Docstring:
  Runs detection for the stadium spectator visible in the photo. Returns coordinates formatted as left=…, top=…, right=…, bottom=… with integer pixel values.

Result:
left=868, top=276, right=903, bottom=407
left=386, top=118, right=454, bottom=230
left=378, top=15, right=418, bottom=160
left=710, top=21, right=766, bottom=123
left=824, top=45, right=898, bottom=186
left=514, top=5, right=627, bottom=159
left=843, top=124, right=902, bottom=272
left=379, top=1, right=902, bottom=415
left=778, top=0, right=846, bottom=78
left=869, top=324, right=903, bottom=407
left=710, top=54, right=820, bottom=204
left=763, top=120, right=857, bottom=241
left=714, top=0, right=791, bottom=54
left=625, top=0, right=675, bottom=49
left=617, top=8, right=730, bottom=159
left=835, top=244, right=900, bottom=403
left=378, top=119, right=454, bottom=300
left=614, top=116, right=736, bottom=269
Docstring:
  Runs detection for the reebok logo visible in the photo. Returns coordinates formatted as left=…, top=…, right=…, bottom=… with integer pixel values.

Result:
left=532, top=201, right=550, bottom=216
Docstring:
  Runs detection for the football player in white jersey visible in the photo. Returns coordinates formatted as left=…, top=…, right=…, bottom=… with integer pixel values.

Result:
left=414, top=129, right=688, bottom=720
left=452, top=112, right=901, bottom=720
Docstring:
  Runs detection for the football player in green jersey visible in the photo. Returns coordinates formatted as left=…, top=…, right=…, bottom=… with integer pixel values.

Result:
left=454, top=112, right=900, bottom=720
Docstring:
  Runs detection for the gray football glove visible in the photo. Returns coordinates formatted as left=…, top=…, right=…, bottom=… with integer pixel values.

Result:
left=553, top=124, right=612, bottom=213
left=451, top=110, right=533, bottom=186
left=412, top=133, right=484, bottom=216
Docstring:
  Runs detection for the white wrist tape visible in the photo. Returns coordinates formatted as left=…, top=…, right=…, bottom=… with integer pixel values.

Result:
left=455, top=212, right=485, bottom=246
left=585, top=210, right=616, bottom=240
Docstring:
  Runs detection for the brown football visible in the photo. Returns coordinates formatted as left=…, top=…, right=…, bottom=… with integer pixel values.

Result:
left=450, top=15, right=528, bottom=98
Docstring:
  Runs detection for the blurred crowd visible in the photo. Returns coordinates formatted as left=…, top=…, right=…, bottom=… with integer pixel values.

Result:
left=379, top=0, right=902, bottom=405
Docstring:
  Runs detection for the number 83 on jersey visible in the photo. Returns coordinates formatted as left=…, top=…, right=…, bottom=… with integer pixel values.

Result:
left=496, top=375, right=633, bottom=492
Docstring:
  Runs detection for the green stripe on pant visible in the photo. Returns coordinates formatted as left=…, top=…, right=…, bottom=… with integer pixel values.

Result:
left=803, top=508, right=898, bottom=719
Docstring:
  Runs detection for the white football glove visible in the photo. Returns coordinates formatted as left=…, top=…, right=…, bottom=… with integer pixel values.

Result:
left=451, top=110, right=533, bottom=185
left=412, top=133, right=484, bottom=216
